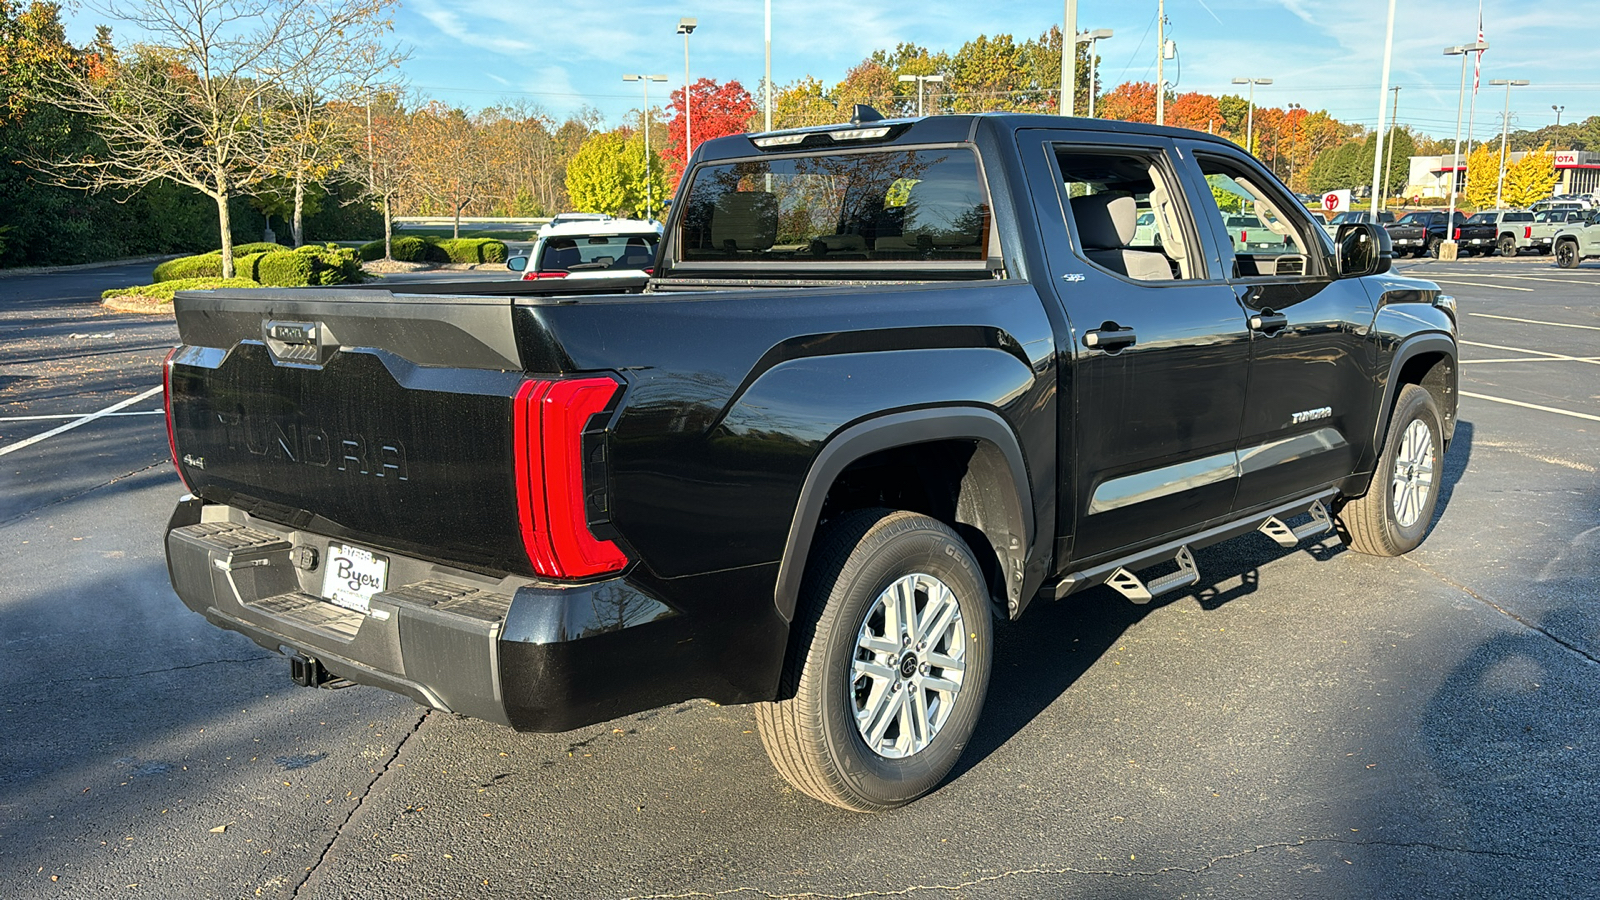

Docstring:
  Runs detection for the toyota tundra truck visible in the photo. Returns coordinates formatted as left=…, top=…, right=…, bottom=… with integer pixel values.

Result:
left=163, top=111, right=1459, bottom=812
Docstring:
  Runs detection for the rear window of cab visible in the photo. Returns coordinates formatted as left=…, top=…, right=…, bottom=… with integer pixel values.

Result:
left=673, top=148, right=992, bottom=268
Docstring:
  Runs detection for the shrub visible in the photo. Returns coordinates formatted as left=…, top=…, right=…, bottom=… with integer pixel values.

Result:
left=256, top=251, right=315, bottom=287
left=102, top=277, right=259, bottom=303
left=151, top=243, right=288, bottom=282
left=433, top=237, right=509, bottom=264
left=296, top=244, right=364, bottom=285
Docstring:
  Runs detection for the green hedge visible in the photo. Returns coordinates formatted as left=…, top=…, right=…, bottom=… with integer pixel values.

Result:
left=102, top=277, right=260, bottom=303
left=256, top=251, right=314, bottom=287
left=434, top=237, right=509, bottom=264
left=152, top=242, right=288, bottom=282
left=357, top=235, right=507, bottom=264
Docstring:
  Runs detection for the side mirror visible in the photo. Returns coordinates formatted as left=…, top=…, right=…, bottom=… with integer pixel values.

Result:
left=506, top=254, right=528, bottom=272
left=1335, top=222, right=1392, bottom=278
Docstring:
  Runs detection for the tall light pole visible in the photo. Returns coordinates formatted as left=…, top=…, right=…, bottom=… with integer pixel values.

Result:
left=1079, top=29, right=1113, bottom=118
left=1552, top=104, right=1564, bottom=129
left=1060, top=0, right=1076, bottom=115
left=763, top=0, right=772, bottom=132
left=623, top=73, right=668, bottom=221
left=678, top=18, right=697, bottom=159
left=1490, top=78, right=1530, bottom=208
left=1368, top=0, right=1397, bottom=215
left=1231, top=77, right=1272, bottom=154
left=897, top=73, right=945, bottom=117
left=1444, top=41, right=1487, bottom=240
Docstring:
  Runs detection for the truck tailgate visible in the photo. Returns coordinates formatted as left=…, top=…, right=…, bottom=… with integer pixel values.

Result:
left=169, top=288, right=534, bottom=575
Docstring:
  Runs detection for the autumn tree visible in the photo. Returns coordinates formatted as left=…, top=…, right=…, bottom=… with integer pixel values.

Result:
left=39, top=0, right=401, bottom=278
left=1168, top=92, right=1222, bottom=133
left=771, top=76, right=837, bottom=130
left=565, top=129, right=666, bottom=219
left=1501, top=143, right=1560, bottom=208
left=663, top=77, right=756, bottom=184
left=1463, top=143, right=1499, bottom=208
left=1097, top=81, right=1158, bottom=124
left=410, top=101, right=502, bottom=238
left=257, top=10, right=404, bottom=246
left=335, top=90, right=413, bottom=260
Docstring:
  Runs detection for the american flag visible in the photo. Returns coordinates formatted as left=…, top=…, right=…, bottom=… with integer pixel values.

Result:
left=1473, top=7, right=1484, bottom=93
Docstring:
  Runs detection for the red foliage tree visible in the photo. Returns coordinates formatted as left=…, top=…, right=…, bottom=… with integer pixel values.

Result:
left=1168, top=92, right=1222, bottom=134
left=663, top=77, right=757, bottom=185
left=1096, top=81, right=1157, bottom=124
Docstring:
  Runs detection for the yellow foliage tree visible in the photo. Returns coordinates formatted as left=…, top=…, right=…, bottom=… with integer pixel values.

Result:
left=1463, top=144, right=1499, bottom=209
left=1501, top=143, right=1560, bottom=209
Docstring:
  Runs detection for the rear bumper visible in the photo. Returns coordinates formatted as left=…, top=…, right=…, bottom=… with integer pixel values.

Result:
left=164, top=497, right=715, bottom=732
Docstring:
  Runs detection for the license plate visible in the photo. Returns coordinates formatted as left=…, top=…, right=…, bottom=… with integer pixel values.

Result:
left=321, top=543, right=389, bottom=613
left=1471, top=238, right=1485, bottom=244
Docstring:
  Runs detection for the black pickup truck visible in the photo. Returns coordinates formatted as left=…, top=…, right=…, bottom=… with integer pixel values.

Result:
left=1386, top=209, right=1475, bottom=258
left=163, top=112, right=1459, bottom=812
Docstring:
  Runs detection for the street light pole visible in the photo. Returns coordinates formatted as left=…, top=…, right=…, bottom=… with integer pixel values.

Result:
left=1077, top=29, right=1113, bottom=118
left=763, top=0, right=772, bottom=132
left=1155, top=0, right=1166, bottom=125
left=1381, top=86, right=1401, bottom=208
left=897, top=73, right=945, bottom=117
left=1368, top=0, right=1397, bottom=216
left=623, top=74, right=669, bottom=221
left=1231, top=77, right=1272, bottom=154
left=1490, top=78, right=1530, bottom=208
left=677, top=19, right=697, bottom=159
left=1061, top=0, right=1076, bottom=115
left=1552, top=104, right=1564, bottom=129
left=1443, top=41, right=1486, bottom=243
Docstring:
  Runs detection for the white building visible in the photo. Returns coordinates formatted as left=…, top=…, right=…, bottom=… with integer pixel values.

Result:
left=1405, top=150, right=1600, bottom=200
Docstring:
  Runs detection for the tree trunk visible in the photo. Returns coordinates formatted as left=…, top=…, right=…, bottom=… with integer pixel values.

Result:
left=292, top=170, right=306, bottom=248
left=383, top=194, right=393, bottom=261
left=216, top=191, right=235, bottom=280
left=453, top=200, right=462, bottom=239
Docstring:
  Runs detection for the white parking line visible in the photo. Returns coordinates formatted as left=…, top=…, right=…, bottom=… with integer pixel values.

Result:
left=1463, top=273, right=1597, bottom=286
left=1460, top=339, right=1600, bottom=366
left=1469, top=312, right=1600, bottom=332
left=1427, top=278, right=1536, bottom=292
left=0, top=410, right=165, bottom=423
left=1462, top=391, right=1600, bottom=424
left=0, top=386, right=164, bottom=457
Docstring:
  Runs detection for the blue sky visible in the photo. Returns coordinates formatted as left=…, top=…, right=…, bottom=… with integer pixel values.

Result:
left=71, top=1, right=1597, bottom=138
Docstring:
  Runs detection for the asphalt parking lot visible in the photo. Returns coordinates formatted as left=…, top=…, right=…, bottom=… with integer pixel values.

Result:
left=1, top=254, right=1597, bottom=899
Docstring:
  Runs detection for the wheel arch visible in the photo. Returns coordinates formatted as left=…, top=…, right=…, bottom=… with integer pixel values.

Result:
left=1377, top=334, right=1458, bottom=453
left=774, top=407, right=1034, bottom=626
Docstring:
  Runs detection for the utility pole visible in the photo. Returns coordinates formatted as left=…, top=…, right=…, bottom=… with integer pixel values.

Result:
left=1381, top=86, right=1401, bottom=209
left=1061, top=0, right=1077, bottom=115
left=1155, top=0, right=1165, bottom=126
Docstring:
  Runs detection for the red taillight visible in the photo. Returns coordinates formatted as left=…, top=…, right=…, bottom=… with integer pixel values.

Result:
left=1526, top=226, right=1533, bottom=238
left=513, top=377, right=628, bottom=579
left=1240, top=230, right=1248, bottom=243
left=1454, top=227, right=1461, bottom=240
left=521, top=270, right=569, bottom=281
left=163, top=347, right=194, bottom=492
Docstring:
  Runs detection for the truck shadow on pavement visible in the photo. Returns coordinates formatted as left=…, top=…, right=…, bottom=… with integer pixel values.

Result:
left=952, top=419, right=1476, bottom=783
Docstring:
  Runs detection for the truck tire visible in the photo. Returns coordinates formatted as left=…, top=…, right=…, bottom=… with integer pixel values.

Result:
left=1337, top=385, right=1444, bottom=557
left=1498, top=235, right=1517, bottom=257
left=1555, top=241, right=1579, bottom=269
left=1426, top=237, right=1443, bottom=259
left=754, top=508, right=993, bottom=812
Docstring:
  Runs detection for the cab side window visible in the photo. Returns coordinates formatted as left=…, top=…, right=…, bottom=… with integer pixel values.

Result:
left=1193, top=154, right=1326, bottom=279
left=1052, top=145, right=1204, bottom=283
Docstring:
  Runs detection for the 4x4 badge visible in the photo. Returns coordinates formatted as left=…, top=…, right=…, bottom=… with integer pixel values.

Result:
left=1061, top=273, right=1085, bottom=282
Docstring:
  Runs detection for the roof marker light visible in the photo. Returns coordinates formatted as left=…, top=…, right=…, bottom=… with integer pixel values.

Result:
left=752, top=133, right=806, bottom=148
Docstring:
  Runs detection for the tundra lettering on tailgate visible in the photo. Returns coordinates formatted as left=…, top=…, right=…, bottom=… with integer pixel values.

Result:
left=214, top=411, right=409, bottom=480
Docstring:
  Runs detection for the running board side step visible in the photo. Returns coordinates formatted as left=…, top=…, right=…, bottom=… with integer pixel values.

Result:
left=1257, top=499, right=1333, bottom=548
left=1105, top=546, right=1198, bottom=604
left=1051, top=490, right=1339, bottom=603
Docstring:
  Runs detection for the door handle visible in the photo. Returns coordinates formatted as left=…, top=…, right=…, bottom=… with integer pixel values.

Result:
left=1249, top=311, right=1288, bottom=334
left=1083, top=323, right=1137, bottom=352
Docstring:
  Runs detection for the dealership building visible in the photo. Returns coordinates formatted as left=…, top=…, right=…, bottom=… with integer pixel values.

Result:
left=1405, top=149, right=1600, bottom=199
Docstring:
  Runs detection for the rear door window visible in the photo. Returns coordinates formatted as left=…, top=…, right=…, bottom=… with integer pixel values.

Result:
left=674, top=148, right=993, bottom=269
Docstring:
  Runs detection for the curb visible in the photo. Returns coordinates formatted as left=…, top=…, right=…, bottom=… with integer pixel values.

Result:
left=101, top=296, right=174, bottom=316
left=0, top=255, right=178, bottom=279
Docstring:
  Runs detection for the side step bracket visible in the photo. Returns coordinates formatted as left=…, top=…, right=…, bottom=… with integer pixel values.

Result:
left=1258, top=499, right=1333, bottom=548
left=1104, top=545, right=1198, bottom=605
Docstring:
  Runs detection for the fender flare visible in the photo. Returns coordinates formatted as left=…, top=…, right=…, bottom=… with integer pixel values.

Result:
left=1374, top=332, right=1458, bottom=452
left=773, top=407, right=1033, bottom=623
